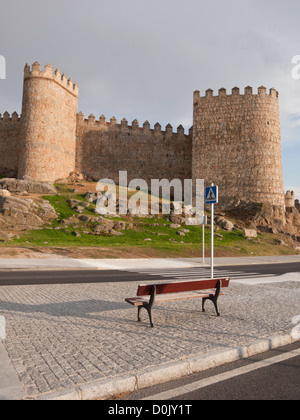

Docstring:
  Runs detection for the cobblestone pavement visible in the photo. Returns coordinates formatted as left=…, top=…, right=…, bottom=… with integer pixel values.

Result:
left=0, top=277, right=299, bottom=398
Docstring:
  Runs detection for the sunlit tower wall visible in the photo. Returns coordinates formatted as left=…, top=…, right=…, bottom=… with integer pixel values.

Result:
left=18, top=62, right=78, bottom=182
left=192, top=86, right=285, bottom=210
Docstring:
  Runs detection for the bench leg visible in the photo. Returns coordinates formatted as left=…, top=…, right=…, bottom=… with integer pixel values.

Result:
left=137, top=306, right=154, bottom=328
left=202, top=280, right=221, bottom=317
left=212, top=297, right=220, bottom=317
left=202, top=297, right=220, bottom=317
left=146, top=306, right=154, bottom=328
left=138, top=306, right=142, bottom=323
left=202, top=298, right=206, bottom=313
left=137, top=286, right=156, bottom=328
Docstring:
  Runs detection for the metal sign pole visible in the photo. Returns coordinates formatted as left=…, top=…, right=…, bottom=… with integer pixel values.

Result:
left=211, top=201, right=214, bottom=279
left=211, top=183, right=214, bottom=279
left=202, top=223, right=205, bottom=264
left=201, top=214, right=207, bottom=265
left=205, top=183, right=218, bottom=279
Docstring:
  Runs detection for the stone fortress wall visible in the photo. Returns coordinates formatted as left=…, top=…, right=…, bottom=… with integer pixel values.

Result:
left=18, top=62, right=79, bottom=181
left=192, top=87, right=284, bottom=209
left=76, top=113, right=192, bottom=186
left=0, top=62, right=288, bottom=211
left=0, top=111, right=21, bottom=177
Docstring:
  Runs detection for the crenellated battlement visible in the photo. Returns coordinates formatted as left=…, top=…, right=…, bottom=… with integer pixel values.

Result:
left=19, top=62, right=79, bottom=181
left=0, top=111, right=21, bottom=123
left=285, top=190, right=295, bottom=208
left=24, top=62, right=79, bottom=96
left=193, top=86, right=279, bottom=100
left=0, top=61, right=285, bottom=210
left=192, top=84, right=284, bottom=209
left=76, top=113, right=189, bottom=136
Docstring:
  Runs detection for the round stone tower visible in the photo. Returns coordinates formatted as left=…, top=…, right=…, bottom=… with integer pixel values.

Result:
left=192, top=86, right=285, bottom=210
left=18, top=62, right=78, bottom=182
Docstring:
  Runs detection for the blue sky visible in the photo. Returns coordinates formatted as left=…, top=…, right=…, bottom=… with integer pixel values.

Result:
left=0, top=0, right=299, bottom=199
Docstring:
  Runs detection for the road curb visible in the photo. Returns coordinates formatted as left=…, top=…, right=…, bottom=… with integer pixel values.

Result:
left=0, top=255, right=299, bottom=272
left=34, top=332, right=299, bottom=400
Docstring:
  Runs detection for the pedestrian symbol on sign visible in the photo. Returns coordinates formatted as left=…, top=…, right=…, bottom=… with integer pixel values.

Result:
left=207, top=188, right=216, bottom=201
left=205, top=185, right=218, bottom=204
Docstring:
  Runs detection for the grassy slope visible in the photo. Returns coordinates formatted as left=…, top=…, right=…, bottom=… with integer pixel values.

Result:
left=4, top=186, right=297, bottom=258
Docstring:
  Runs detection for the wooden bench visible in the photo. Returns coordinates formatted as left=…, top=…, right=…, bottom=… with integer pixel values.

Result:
left=125, top=278, right=230, bottom=328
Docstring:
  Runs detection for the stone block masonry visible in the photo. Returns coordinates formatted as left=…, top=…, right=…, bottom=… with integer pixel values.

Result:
left=76, top=114, right=192, bottom=186
left=192, top=87, right=284, bottom=209
left=18, top=62, right=79, bottom=182
left=0, top=62, right=285, bottom=211
left=0, top=112, right=21, bottom=177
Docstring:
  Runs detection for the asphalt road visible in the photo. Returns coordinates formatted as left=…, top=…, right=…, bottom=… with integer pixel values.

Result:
left=0, top=268, right=161, bottom=285
left=123, top=342, right=300, bottom=401
left=0, top=261, right=299, bottom=285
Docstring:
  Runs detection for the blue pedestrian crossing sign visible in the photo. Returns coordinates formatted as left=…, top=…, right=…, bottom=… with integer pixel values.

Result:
left=205, top=185, right=218, bottom=204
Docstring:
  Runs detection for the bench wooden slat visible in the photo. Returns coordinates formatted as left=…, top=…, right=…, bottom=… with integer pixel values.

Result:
left=125, top=297, right=148, bottom=306
left=126, top=290, right=224, bottom=306
left=137, top=278, right=230, bottom=297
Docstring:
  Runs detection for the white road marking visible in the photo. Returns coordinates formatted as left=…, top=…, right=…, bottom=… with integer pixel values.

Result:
left=142, top=348, right=300, bottom=400
left=234, top=272, right=300, bottom=285
left=125, top=269, right=300, bottom=284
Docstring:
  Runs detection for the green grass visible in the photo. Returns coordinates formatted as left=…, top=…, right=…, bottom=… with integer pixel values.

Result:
left=11, top=225, right=295, bottom=258
left=45, top=194, right=94, bottom=225
left=3, top=189, right=298, bottom=257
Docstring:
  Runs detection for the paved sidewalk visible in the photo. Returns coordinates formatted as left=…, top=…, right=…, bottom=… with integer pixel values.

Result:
left=0, top=262, right=299, bottom=400
left=0, top=254, right=299, bottom=271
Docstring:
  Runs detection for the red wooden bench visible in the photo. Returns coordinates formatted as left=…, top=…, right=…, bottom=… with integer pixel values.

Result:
left=125, top=278, right=230, bottom=328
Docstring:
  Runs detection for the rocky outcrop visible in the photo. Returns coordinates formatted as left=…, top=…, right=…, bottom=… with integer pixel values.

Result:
left=0, top=178, right=57, bottom=194
left=224, top=199, right=300, bottom=243
left=226, top=201, right=285, bottom=232
left=39, top=201, right=58, bottom=220
left=0, top=189, right=11, bottom=197
left=85, top=191, right=103, bottom=203
left=0, top=196, right=57, bottom=231
left=242, top=228, right=257, bottom=238
left=215, top=216, right=234, bottom=231
left=285, top=206, right=300, bottom=235
left=0, top=196, right=33, bottom=213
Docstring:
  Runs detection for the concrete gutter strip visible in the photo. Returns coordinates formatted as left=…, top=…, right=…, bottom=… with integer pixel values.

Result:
left=0, top=341, right=26, bottom=401
left=35, top=332, right=298, bottom=401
